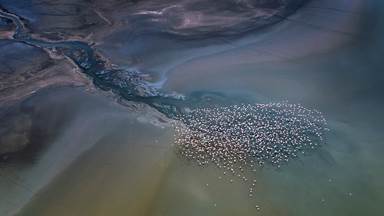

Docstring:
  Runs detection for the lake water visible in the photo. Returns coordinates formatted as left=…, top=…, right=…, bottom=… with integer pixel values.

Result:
left=0, top=0, right=383, bottom=215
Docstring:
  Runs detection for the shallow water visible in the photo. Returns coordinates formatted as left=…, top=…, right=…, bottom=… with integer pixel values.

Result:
left=0, top=87, right=154, bottom=215
left=1, top=0, right=384, bottom=215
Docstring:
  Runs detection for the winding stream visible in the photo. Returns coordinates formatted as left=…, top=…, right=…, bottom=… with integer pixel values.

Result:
left=1, top=1, right=384, bottom=215
left=0, top=1, right=308, bottom=117
left=0, top=7, right=188, bottom=117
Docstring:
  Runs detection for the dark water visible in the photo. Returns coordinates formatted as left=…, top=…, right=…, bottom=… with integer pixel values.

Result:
left=0, top=0, right=383, bottom=215
left=0, top=0, right=310, bottom=117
